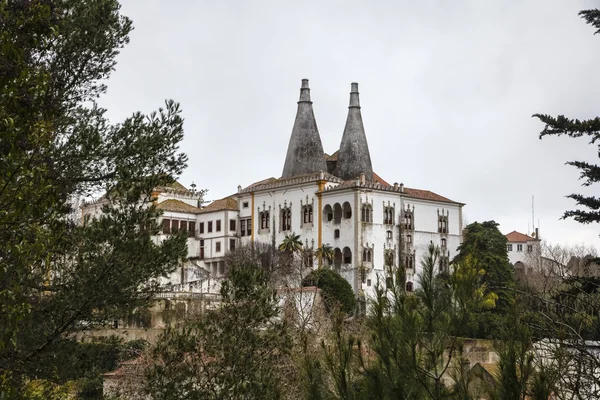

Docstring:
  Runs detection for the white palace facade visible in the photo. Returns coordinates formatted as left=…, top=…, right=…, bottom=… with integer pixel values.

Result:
left=83, top=80, right=465, bottom=299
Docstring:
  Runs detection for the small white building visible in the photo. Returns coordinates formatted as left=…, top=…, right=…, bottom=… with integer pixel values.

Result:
left=505, top=230, right=540, bottom=275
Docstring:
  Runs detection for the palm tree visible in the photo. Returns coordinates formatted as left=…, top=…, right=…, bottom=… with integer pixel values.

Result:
left=278, top=232, right=303, bottom=254
left=315, top=243, right=335, bottom=268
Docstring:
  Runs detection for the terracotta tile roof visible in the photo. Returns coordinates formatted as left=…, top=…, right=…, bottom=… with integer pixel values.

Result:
left=505, top=231, right=536, bottom=243
left=157, top=199, right=202, bottom=214
left=403, top=187, right=456, bottom=203
left=241, top=172, right=342, bottom=193
left=322, top=179, right=462, bottom=205
left=199, top=197, right=238, bottom=214
left=373, top=172, right=391, bottom=186
left=245, top=177, right=278, bottom=190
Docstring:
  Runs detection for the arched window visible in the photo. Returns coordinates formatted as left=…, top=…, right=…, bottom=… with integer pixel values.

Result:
left=334, top=248, right=342, bottom=271
left=323, top=205, right=333, bottom=222
left=406, top=281, right=414, bottom=292
left=343, top=202, right=352, bottom=219
left=384, top=206, right=394, bottom=225
left=302, top=205, right=313, bottom=225
left=333, top=203, right=342, bottom=224
left=441, top=238, right=447, bottom=248
left=362, top=248, right=372, bottom=263
left=280, top=207, right=291, bottom=231
left=343, top=247, right=352, bottom=264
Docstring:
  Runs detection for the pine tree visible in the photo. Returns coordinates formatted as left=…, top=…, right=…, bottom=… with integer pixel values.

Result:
left=0, top=0, right=188, bottom=394
left=534, top=9, right=600, bottom=231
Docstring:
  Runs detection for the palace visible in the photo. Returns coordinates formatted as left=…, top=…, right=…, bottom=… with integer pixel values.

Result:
left=83, top=80, right=465, bottom=299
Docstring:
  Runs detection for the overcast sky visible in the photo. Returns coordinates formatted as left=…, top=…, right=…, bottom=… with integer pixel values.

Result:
left=100, top=0, right=600, bottom=250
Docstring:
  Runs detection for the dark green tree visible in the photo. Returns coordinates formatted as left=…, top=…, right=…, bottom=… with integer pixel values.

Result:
left=146, top=258, right=291, bottom=400
left=302, top=268, right=356, bottom=315
left=534, top=10, right=600, bottom=232
left=453, top=221, right=514, bottom=338
left=0, top=0, right=188, bottom=395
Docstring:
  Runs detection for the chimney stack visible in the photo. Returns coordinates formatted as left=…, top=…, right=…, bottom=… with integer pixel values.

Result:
left=334, top=82, right=374, bottom=182
left=281, top=79, right=328, bottom=178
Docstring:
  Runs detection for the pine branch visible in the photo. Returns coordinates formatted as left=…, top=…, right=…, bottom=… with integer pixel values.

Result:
left=579, top=9, right=600, bottom=34
left=566, top=161, right=600, bottom=186
left=533, top=114, right=600, bottom=142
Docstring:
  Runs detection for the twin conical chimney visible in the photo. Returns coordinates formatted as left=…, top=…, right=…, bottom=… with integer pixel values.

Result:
left=334, top=83, right=374, bottom=182
left=281, top=79, right=328, bottom=179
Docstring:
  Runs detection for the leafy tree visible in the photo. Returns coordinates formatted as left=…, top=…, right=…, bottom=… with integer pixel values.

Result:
left=0, top=0, right=188, bottom=395
left=279, top=232, right=304, bottom=254
left=146, top=258, right=291, bottom=399
left=453, top=221, right=514, bottom=338
left=315, top=243, right=335, bottom=267
left=302, top=268, right=356, bottom=315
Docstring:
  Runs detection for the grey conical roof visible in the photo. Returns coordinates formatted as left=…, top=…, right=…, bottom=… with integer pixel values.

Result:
left=334, top=82, right=374, bottom=182
left=281, top=79, right=328, bottom=179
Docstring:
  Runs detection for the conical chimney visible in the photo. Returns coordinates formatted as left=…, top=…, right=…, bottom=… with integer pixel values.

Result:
left=281, top=79, right=328, bottom=179
left=334, top=82, right=374, bottom=182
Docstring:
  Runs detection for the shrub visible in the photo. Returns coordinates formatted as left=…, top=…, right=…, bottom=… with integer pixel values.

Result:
left=302, top=269, right=355, bottom=315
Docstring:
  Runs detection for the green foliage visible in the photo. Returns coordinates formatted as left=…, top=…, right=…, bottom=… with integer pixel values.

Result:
left=279, top=232, right=304, bottom=253
left=315, top=243, right=335, bottom=266
left=453, top=221, right=514, bottom=338
left=533, top=9, right=600, bottom=235
left=302, top=268, right=356, bottom=315
left=0, top=0, right=188, bottom=394
left=359, top=244, right=497, bottom=399
left=146, top=259, right=291, bottom=399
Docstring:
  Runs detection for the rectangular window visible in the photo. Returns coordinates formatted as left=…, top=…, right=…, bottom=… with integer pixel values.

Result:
left=216, top=220, right=221, bottom=232
left=208, top=221, right=213, bottom=233
left=246, top=218, right=252, bottom=236
left=243, top=202, right=249, bottom=208
left=517, top=244, right=523, bottom=252
left=162, top=218, right=171, bottom=234
left=171, top=219, right=179, bottom=233
left=334, top=229, right=340, bottom=239
left=230, top=239, right=236, bottom=251
left=216, top=241, right=221, bottom=253
left=199, top=240, right=204, bottom=259
left=240, top=220, right=246, bottom=236
left=527, top=245, right=533, bottom=253
left=367, top=279, right=371, bottom=287
left=199, top=222, right=204, bottom=234
left=507, top=244, right=513, bottom=252
left=230, top=219, right=236, bottom=231
left=188, top=221, right=196, bottom=237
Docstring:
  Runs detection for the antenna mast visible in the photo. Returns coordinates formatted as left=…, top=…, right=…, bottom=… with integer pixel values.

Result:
left=532, top=195, right=535, bottom=236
